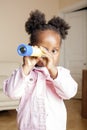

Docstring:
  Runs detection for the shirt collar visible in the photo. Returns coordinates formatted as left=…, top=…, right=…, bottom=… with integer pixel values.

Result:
left=33, top=66, right=50, bottom=77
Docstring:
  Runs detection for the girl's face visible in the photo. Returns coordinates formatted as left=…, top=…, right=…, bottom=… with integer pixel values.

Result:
left=36, top=30, right=61, bottom=66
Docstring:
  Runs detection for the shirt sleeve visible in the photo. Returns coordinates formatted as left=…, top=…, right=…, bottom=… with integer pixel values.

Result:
left=3, top=67, right=32, bottom=99
left=53, top=66, right=78, bottom=99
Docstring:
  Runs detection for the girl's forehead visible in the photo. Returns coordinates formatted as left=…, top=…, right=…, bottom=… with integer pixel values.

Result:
left=39, top=30, right=60, bottom=38
left=38, top=30, right=61, bottom=47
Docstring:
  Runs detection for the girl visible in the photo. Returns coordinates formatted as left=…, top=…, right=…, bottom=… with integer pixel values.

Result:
left=3, top=10, right=78, bottom=130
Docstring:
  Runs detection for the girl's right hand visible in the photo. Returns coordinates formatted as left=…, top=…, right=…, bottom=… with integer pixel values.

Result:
left=22, top=56, right=39, bottom=75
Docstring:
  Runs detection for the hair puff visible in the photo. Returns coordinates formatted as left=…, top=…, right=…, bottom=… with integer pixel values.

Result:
left=48, top=16, right=70, bottom=39
left=25, top=10, right=46, bottom=34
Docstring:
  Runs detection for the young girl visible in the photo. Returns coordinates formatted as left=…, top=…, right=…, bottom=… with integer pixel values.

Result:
left=3, top=10, right=78, bottom=130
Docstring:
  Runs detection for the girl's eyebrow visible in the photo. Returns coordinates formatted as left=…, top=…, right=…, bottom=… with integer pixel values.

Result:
left=52, top=47, right=60, bottom=50
left=41, top=45, right=60, bottom=50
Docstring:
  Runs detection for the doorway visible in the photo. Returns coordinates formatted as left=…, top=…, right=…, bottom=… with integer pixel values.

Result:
left=59, top=2, right=87, bottom=98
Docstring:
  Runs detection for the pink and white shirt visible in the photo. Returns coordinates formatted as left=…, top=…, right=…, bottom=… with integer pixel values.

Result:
left=3, top=66, right=78, bottom=130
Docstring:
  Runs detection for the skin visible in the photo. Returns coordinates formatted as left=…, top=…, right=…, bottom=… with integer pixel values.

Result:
left=22, top=30, right=61, bottom=79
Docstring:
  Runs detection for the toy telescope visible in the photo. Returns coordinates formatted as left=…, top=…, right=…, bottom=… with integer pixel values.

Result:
left=17, top=44, right=43, bottom=57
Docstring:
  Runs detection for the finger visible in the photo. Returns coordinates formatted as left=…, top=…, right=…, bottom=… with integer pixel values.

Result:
left=40, top=46, right=52, bottom=59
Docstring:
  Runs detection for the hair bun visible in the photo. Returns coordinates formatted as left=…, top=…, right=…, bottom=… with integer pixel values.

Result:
left=25, top=10, right=46, bottom=34
left=48, top=17, right=70, bottom=39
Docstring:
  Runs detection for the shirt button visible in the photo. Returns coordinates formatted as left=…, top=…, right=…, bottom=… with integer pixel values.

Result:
left=29, top=78, right=33, bottom=81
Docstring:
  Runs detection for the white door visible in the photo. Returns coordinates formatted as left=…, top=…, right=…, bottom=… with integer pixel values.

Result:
left=63, top=10, right=87, bottom=98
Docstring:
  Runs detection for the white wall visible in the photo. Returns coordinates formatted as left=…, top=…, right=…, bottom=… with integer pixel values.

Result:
left=0, top=0, right=59, bottom=63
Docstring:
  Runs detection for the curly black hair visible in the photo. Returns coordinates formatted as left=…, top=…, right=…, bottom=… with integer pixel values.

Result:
left=25, top=10, right=70, bottom=44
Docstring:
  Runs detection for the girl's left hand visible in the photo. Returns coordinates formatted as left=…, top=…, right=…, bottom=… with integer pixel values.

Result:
left=38, top=46, right=58, bottom=79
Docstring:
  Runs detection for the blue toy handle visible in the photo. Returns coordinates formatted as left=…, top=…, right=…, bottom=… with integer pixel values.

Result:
left=17, top=44, right=33, bottom=56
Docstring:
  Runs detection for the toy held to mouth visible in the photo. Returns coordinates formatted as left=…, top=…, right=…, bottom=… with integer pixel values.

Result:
left=17, top=43, right=44, bottom=57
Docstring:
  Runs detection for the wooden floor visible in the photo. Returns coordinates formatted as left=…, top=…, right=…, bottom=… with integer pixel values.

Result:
left=0, top=99, right=87, bottom=130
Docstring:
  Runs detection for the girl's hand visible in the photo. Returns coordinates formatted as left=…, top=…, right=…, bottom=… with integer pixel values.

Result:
left=39, top=46, right=58, bottom=79
left=22, top=56, right=39, bottom=75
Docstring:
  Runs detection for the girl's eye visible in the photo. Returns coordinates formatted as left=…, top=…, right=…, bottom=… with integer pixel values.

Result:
left=52, top=49, right=58, bottom=54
